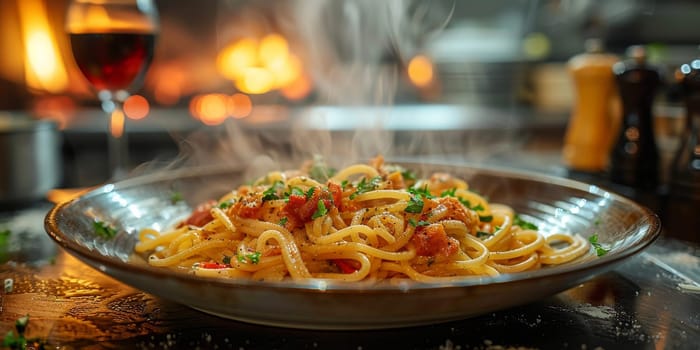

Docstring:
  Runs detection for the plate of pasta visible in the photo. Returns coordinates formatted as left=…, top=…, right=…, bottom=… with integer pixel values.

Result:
left=45, top=156, right=660, bottom=329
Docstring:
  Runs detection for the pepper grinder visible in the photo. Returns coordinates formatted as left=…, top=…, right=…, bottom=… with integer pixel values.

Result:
left=562, top=39, right=619, bottom=173
left=665, top=56, right=700, bottom=242
left=609, top=45, right=661, bottom=189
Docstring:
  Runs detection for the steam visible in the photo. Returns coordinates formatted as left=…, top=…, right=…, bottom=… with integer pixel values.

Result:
left=135, top=0, right=455, bottom=182
left=282, top=0, right=452, bottom=165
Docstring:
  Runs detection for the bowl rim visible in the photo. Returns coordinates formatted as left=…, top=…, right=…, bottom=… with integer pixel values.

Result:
left=44, top=161, right=661, bottom=293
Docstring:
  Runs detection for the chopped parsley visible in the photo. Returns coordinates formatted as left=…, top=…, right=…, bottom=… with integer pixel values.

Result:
left=479, top=215, right=493, bottom=222
left=278, top=217, right=288, bottom=226
left=403, top=185, right=433, bottom=214
left=401, top=169, right=416, bottom=182
left=93, top=221, right=117, bottom=239
left=237, top=251, right=262, bottom=264
left=349, top=176, right=383, bottom=199
left=404, top=195, right=424, bottom=214
left=222, top=255, right=232, bottom=265
left=341, top=180, right=349, bottom=189
left=2, top=314, right=47, bottom=350
left=408, top=218, right=430, bottom=227
left=459, top=198, right=483, bottom=211
left=476, top=231, right=493, bottom=239
left=305, top=187, right=316, bottom=200
left=262, top=181, right=284, bottom=201
left=588, top=234, right=610, bottom=257
left=440, top=189, right=484, bottom=211
left=440, top=188, right=457, bottom=197
left=170, top=191, right=183, bottom=204
left=408, top=185, right=433, bottom=199
left=0, top=229, right=10, bottom=252
left=284, top=187, right=305, bottom=200
left=308, top=155, right=336, bottom=182
left=218, top=200, right=234, bottom=209
left=311, top=200, right=328, bottom=219
left=513, top=215, right=538, bottom=230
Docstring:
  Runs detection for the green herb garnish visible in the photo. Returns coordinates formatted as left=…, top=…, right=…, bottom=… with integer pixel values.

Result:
left=309, top=160, right=337, bottom=182
left=408, top=185, right=433, bottom=199
left=349, top=176, right=383, bottom=199
left=278, top=217, right=288, bottom=226
left=237, top=251, right=262, bottom=264
left=513, top=215, right=538, bottom=230
left=404, top=195, right=424, bottom=214
left=479, top=215, right=493, bottom=223
left=469, top=203, right=485, bottom=211
left=2, top=314, right=47, bottom=350
left=311, top=200, right=328, bottom=219
left=218, top=200, right=234, bottom=209
left=305, top=187, right=316, bottom=200
left=0, top=229, right=10, bottom=256
left=262, top=181, right=284, bottom=201
left=222, top=255, right=232, bottom=265
left=476, top=231, right=493, bottom=239
left=94, top=221, right=117, bottom=239
left=408, top=218, right=430, bottom=227
left=284, top=187, right=305, bottom=200
left=401, top=169, right=416, bottom=181
left=589, top=234, right=610, bottom=257
left=170, top=191, right=183, bottom=204
left=450, top=195, right=483, bottom=211
left=440, top=188, right=457, bottom=197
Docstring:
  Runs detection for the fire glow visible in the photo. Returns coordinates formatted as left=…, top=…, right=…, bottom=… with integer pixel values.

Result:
left=17, top=0, right=69, bottom=93
left=189, top=93, right=253, bottom=125
left=216, top=33, right=310, bottom=97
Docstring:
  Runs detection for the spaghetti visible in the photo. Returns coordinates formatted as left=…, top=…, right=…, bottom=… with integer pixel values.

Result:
left=135, top=156, right=593, bottom=283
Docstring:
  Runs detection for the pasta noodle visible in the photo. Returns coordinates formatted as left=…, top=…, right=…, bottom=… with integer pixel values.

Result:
left=135, top=156, right=594, bottom=283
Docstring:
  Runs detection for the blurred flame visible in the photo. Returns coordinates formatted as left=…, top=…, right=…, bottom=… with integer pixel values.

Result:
left=110, top=109, right=125, bottom=138
left=190, top=94, right=229, bottom=125
left=124, top=94, right=150, bottom=120
left=151, top=63, right=187, bottom=106
left=237, top=67, right=275, bottom=95
left=281, top=74, right=312, bottom=101
left=407, top=55, right=434, bottom=88
left=17, top=0, right=69, bottom=93
left=190, top=93, right=254, bottom=124
left=216, top=33, right=310, bottom=97
left=268, top=53, right=302, bottom=88
left=259, top=33, right=289, bottom=68
left=228, top=93, right=252, bottom=119
left=217, top=38, right=258, bottom=81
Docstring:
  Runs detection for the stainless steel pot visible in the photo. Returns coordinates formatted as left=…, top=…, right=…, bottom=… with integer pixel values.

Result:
left=0, top=112, right=62, bottom=206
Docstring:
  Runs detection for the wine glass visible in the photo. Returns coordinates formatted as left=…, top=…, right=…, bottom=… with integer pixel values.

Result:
left=65, top=0, right=158, bottom=179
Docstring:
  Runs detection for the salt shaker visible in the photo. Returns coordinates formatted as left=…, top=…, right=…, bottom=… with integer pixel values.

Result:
left=562, top=39, right=619, bottom=172
left=609, top=45, right=661, bottom=189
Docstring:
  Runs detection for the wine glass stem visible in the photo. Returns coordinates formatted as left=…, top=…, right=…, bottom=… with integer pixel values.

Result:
left=107, top=100, right=129, bottom=179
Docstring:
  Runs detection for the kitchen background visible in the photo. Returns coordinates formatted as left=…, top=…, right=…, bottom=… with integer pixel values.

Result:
left=0, top=0, right=699, bottom=241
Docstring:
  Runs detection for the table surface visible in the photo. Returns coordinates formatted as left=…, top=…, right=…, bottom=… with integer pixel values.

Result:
left=0, top=201, right=698, bottom=350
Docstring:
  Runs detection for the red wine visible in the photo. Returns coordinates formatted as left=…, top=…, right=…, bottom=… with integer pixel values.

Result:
left=70, top=32, right=155, bottom=91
